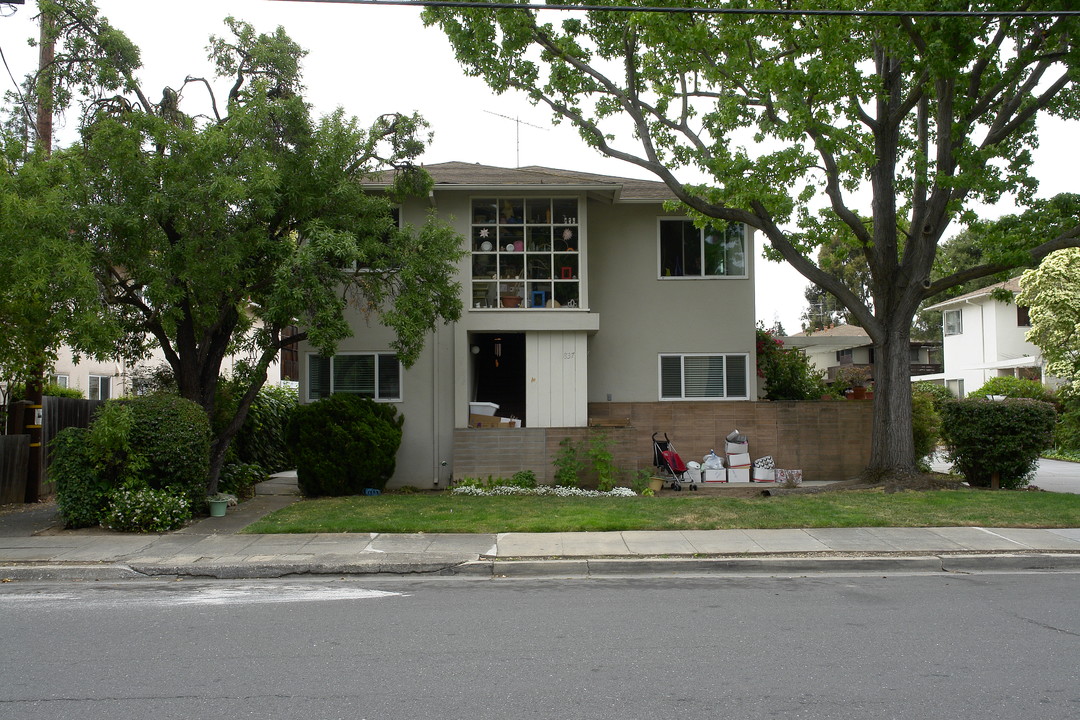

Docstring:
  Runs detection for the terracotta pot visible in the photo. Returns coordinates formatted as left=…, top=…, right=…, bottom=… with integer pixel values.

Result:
left=851, top=386, right=867, bottom=400
left=500, top=295, right=522, bottom=308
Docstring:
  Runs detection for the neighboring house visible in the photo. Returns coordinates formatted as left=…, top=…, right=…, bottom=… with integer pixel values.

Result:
left=782, top=324, right=941, bottom=383
left=45, top=324, right=300, bottom=401
left=923, top=276, right=1050, bottom=398
left=296, top=162, right=759, bottom=487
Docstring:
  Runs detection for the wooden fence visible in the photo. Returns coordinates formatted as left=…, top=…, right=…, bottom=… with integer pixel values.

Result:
left=0, top=435, right=29, bottom=504
left=0, top=397, right=104, bottom=502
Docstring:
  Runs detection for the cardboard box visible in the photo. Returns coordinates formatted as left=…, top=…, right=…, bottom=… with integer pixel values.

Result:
left=727, top=467, right=750, bottom=483
left=702, top=468, right=726, bottom=483
left=752, top=467, right=775, bottom=482
left=684, top=466, right=702, bottom=483
left=726, top=452, right=752, bottom=468
left=469, top=413, right=508, bottom=428
left=724, top=441, right=748, bottom=455
left=469, top=401, right=499, bottom=416
left=499, top=417, right=522, bottom=428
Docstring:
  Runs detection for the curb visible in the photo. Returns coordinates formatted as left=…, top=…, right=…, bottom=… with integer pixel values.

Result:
left=941, top=553, right=1080, bottom=573
left=4, top=553, right=1080, bottom=582
left=0, top=564, right=145, bottom=582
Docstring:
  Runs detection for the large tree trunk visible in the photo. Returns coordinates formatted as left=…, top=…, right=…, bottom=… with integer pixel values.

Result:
left=866, top=322, right=917, bottom=479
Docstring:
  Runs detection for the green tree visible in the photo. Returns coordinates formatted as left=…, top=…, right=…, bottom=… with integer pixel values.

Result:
left=1017, top=247, right=1080, bottom=386
left=1, top=0, right=141, bottom=428
left=426, top=2, right=1080, bottom=482
left=57, top=17, right=463, bottom=491
left=801, top=230, right=873, bottom=331
left=0, top=147, right=114, bottom=416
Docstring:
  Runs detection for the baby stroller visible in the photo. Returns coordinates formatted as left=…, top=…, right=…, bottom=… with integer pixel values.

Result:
left=652, top=432, right=697, bottom=491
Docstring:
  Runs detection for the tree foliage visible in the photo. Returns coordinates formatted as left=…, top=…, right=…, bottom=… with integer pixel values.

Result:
left=425, top=1, right=1080, bottom=479
left=31, top=14, right=463, bottom=490
left=1018, top=247, right=1080, bottom=386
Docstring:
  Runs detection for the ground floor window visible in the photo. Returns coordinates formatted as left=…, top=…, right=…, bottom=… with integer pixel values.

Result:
left=88, top=375, right=111, bottom=401
left=946, top=378, right=965, bottom=399
left=49, top=374, right=69, bottom=388
left=659, top=353, right=749, bottom=400
left=307, top=353, right=401, bottom=402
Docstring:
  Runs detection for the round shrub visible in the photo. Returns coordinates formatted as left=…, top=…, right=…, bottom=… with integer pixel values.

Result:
left=287, top=394, right=403, bottom=496
left=968, top=376, right=1056, bottom=404
left=940, top=398, right=1056, bottom=489
left=51, top=427, right=110, bottom=528
left=102, top=486, right=192, bottom=532
left=126, top=393, right=211, bottom=506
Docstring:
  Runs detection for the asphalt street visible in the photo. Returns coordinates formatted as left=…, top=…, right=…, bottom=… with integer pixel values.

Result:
left=2, top=572, right=1078, bottom=720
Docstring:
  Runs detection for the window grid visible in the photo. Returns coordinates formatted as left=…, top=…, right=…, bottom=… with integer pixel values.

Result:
left=659, top=353, right=749, bottom=400
left=307, top=353, right=401, bottom=402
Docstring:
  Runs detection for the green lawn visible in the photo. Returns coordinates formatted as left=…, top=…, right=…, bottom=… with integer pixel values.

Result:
left=242, top=488, right=1080, bottom=534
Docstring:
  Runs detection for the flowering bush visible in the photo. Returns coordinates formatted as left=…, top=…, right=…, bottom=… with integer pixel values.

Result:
left=103, top=487, right=192, bottom=533
left=452, top=485, right=637, bottom=498
left=755, top=325, right=827, bottom=401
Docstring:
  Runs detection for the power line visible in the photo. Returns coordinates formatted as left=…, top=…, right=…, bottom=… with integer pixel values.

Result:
left=270, top=0, right=1080, bottom=18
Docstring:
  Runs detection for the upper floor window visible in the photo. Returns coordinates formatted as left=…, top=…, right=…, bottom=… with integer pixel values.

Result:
left=470, top=198, right=580, bottom=310
left=1016, top=305, right=1030, bottom=327
left=944, top=309, right=963, bottom=336
left=836, top=348, right=854, bottom=364
left=659, top=219, right=746, bottom=278
left=659, top=353, right=749, bottom=400
left=308, top=353, right=401, bottom=402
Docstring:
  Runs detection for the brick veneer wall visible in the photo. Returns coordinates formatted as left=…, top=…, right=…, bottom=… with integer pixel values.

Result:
left=451, top=400, right=874, bottom=484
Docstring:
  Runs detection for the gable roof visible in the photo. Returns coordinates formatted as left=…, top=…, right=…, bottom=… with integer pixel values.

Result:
left=924, top=276, right=1023, bottom=311
left=369, top=161, right=676, bottom=202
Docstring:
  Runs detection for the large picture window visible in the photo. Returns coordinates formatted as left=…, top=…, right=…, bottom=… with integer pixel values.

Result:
left=470, top=197, right=580, bottom=309
left=307, top=353, right=401, bottom=401
left=659, top=219, right=746, bottom=278
left=659, top=354, right=749, bottom=400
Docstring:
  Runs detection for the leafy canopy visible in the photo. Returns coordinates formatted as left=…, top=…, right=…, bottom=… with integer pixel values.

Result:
left=43, top=13, right=463, bottom=490
left=426, top=1, right=1080, bottom=477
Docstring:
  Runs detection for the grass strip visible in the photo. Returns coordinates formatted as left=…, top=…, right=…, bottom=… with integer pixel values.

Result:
left=242, top=489, right=1080, bottom=534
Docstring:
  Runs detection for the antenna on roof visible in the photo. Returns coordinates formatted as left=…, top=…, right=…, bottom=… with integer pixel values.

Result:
left=484, top=110, right=548, bottom=168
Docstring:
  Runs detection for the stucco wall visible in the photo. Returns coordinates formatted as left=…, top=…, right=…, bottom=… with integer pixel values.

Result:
left=585, top=203, right=759, bottom=403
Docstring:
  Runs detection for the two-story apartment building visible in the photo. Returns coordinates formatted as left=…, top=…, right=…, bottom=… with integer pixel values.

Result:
left=296, top=162, right=759, bottom=487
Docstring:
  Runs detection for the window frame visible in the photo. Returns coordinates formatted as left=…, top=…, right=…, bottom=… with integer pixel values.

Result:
left=88, top=374, right=111, bottom=401
left=658, top=353, right=750, bottom=401
left=943, top=309, right=963, bottom=336
left=49, top=374, right=69, bottom=389
left=657, top=218, right=748, bottom=279
left=306, top=352, right=402, bottom=403
left=469, top=196, right=582, bottom=310
left=1016, top=305, right=1031, bottom=327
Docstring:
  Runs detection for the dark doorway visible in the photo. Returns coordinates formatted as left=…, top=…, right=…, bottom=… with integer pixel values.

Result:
left=472, top=333, right=526, bottom=425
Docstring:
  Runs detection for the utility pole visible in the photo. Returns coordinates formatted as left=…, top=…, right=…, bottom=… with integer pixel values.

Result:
left=20, top=4, right=56, bottom=502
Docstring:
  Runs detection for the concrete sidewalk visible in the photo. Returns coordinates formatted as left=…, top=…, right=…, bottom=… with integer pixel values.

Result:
left=2, top=471, right=1079, bottom=580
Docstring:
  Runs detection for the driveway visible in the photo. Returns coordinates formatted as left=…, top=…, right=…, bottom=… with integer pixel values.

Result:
left=932, top=456, right=1080, bottom=494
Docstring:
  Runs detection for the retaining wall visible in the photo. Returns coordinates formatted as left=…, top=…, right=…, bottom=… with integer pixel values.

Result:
left=452, top=400, right=874, bottom=484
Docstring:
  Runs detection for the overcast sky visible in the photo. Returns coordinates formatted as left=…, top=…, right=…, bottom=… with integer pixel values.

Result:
left=2, top=0, right=1072, bottom=334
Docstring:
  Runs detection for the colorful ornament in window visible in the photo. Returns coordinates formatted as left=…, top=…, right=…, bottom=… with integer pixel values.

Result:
left=562, top=228, right=573, bottom=241
left=479, top=228, right=490, bottom=238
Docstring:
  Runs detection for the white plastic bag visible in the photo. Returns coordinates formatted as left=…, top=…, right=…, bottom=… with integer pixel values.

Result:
left=703, top=451, right=723, bottom=470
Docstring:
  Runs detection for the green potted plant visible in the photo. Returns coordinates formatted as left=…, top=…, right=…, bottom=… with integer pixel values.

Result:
left=206, top=492, right=235, bottom=517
